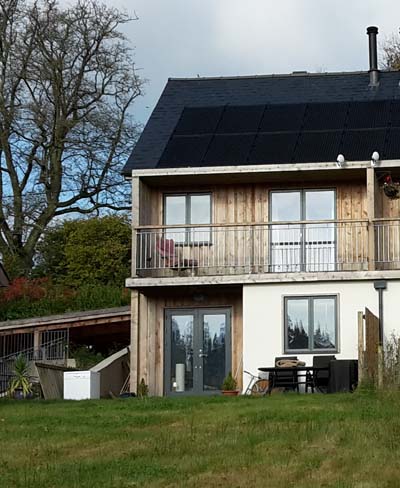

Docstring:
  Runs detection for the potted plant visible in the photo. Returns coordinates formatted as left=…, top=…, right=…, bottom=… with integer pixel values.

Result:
left=221, top=372, right=239, bottom=396
left=8, top=355, right=33, bottom=399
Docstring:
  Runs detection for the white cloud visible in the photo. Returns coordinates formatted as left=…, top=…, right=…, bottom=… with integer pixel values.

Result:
left=61, top=0, right=400, bottom=122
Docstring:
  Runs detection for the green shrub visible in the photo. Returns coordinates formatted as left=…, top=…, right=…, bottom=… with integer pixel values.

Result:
left=70, top=346, right=105, bottom=370
left=137, top=378, right=149, bottom=398
left=221, top=372, right=237, bottom=391
left=0, top=279, right=130, bottom=321
left=34, top=216, right=131, bottom=288
left=383, top=333, right=400, bottom=389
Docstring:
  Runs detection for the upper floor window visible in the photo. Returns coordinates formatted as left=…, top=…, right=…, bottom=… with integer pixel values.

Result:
left=164, top=193, right=211, bottom=244
left=270, top=189, right=336, bottom=272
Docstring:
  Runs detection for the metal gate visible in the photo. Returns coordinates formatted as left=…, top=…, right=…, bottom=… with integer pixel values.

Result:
left=0, top=329, right=69, bottom=394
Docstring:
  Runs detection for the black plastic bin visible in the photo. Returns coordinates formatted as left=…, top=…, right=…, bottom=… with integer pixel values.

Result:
left=328, top=360, right=358, bottom=393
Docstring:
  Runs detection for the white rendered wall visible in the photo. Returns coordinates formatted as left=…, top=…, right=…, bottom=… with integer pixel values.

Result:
left=243, top=280, right=400, bottom=388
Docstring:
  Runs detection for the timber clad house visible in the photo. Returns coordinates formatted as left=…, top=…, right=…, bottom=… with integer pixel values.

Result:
left=123, top=27, right=400, bottom=396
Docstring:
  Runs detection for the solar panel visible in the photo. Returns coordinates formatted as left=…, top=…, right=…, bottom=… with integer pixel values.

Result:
left=174, top=107, right=223, bottom=135
left=303, top=102, right=348, bottom=131
left=248, top=133, right=298, bottom=164
left=340, top=129, right=387, bottom=161
left=158, top=135, right=212, bottom=167
left=346, top=101, right=391, bottom=129
left=389, top=101, right=400, bottom=128
left=216, top=105, right=265, bottom=134
left=260, top=104, right=306, bottom=133
left=384, top=128, right=400, bottom=159
left=293, top=131, right=342, bottom=163
left=203, top=134, right=255, bottom=165
left=158, top=100, right=396, bottom=168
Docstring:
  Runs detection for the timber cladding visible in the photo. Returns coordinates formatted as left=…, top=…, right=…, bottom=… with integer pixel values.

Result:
left=136, top=180, right=368, bottom=276
left=131, top=287, right=243, bottom=396
left=138, top=180, right=367, bottom=226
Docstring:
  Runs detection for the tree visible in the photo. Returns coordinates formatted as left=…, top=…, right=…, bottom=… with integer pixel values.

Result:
left=0, top=0, right=143, bottom=275
left=34, top=215, right=131, bottom=287
left=381, top=32, right=400, bottom=70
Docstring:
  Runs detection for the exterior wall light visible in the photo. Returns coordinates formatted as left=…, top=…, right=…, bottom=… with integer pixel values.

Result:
left=336, top=154, right=345, bottom=168
left=371, top=151, right=380, bottom=167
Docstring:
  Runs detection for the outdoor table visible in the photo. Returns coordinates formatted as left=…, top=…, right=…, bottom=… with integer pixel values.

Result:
left=258, top=366, right=330, bottom=394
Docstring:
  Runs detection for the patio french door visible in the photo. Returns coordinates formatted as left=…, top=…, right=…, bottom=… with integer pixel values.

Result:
left=270, top=189, right=336, bottom=272
left=164, top=308, right=231, bottom=395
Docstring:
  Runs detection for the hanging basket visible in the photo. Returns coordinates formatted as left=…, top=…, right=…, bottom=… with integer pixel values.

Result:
left=383, top=175, right=400, bottom=199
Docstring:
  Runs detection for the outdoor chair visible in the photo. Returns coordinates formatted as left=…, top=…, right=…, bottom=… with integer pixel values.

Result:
left=269, top=356, right=299, bottom=393
left=306, top=355, right=336, bottom=393
left=156, top=237, right=198, bottom=269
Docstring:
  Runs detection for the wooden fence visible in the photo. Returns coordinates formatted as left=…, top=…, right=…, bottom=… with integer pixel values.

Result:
left=358, top=308, right=382, bottom=387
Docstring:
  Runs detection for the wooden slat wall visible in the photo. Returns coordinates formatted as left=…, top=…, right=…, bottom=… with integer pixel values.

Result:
left=337, top=183, right=368, bottom=269
left=379, top=184, right=400, bottom=219
left=138, top=180, right=367, bottom=272
left=139, top=183, right=162, bottom=226
left=375, top=184, right=400, bottom=269
left=140, top=181, right=367, bottom=226
left=136, top=287, right=243, bottom=396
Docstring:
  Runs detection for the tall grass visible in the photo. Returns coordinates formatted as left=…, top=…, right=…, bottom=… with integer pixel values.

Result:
left=383, top=333, right=400, bottom=388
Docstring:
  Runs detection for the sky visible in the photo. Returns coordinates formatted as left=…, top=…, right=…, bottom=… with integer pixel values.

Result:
left=101, top=0, right=400, bottom=125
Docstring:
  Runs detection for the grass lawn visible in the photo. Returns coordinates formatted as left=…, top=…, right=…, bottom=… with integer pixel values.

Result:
left=1, top=391, right=400, bottom=487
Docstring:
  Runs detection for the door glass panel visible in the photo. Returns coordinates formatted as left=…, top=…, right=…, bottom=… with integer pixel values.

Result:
left=305, top=191, right=335, bottom=220
left=286, top=299, right=309, bottom=350
left=305, top=191, right=335, bottom=271
left=190, top=194, right=211, bottom=243
left=170, top=315, right=194, bottom=392
left=313, top=298, right=336, bottom=350
left=202, top=314, right=226, bottom=391
left=271, top=192, right=301, bottom=221
left=271, top=192, right=301, bottom=272
left=165, top=195, right=186, bottom=244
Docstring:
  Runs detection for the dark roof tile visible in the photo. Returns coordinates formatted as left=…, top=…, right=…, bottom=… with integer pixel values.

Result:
left=123, top=71, right=400, bottom=174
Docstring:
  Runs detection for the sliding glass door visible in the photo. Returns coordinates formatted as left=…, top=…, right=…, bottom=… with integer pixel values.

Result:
left=270, top=189, right=336, bottom=272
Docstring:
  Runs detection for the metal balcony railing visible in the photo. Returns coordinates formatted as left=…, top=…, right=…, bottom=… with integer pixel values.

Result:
left=375, top=218, right=400, bottom=268
left=135, top=219, right=371, bottom=277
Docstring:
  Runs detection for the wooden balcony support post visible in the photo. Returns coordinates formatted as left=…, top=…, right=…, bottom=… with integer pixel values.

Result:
left=33, top=329, right=41, bottom=360
left=130, top=289, right=139, bottom=394
left=131, top=177, right=140, bottom=277
left=367, top=168, right=378, bottom=271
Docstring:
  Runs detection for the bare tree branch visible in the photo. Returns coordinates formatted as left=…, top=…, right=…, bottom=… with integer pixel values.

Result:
left=0, top=0, right=143, bottom=274
left=381, top=32, right=400, bottom=70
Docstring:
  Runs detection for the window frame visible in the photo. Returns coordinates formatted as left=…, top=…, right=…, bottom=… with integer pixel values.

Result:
left=269, top=188, right=337, bottom=272
left=269, top=188, right=337, bottom=222
left=283, top=294, right=338, bottom=354
left=163, top=192, right=212, bottom=245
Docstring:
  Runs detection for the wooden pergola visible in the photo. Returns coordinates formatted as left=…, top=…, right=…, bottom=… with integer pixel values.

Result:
left=0, top=306, right=131, bottom=358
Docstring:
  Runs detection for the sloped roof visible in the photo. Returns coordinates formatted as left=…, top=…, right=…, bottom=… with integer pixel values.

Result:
left=123, top=71, right=400, bottom=174
left=0, top=306, right=130, bottom=332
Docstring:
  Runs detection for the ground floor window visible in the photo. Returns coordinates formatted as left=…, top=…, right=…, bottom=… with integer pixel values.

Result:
left=284, top=295, right=337, bottom=353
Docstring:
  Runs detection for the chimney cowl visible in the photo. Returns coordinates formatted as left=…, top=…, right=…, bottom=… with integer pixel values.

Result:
left=367, top=26, right=379, bottom=87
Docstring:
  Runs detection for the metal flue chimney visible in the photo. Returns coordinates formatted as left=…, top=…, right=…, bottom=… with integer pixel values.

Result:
left=367, top=26, right=379, bottom=86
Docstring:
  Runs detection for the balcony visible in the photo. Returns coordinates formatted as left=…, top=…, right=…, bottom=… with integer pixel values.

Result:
left=375, top=218, right=400, bottom=269
left=134, top=219, right=398, bottom=278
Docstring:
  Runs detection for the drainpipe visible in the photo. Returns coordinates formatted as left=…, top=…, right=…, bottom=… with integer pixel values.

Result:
left=374, top=280, right=387, bottom=344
